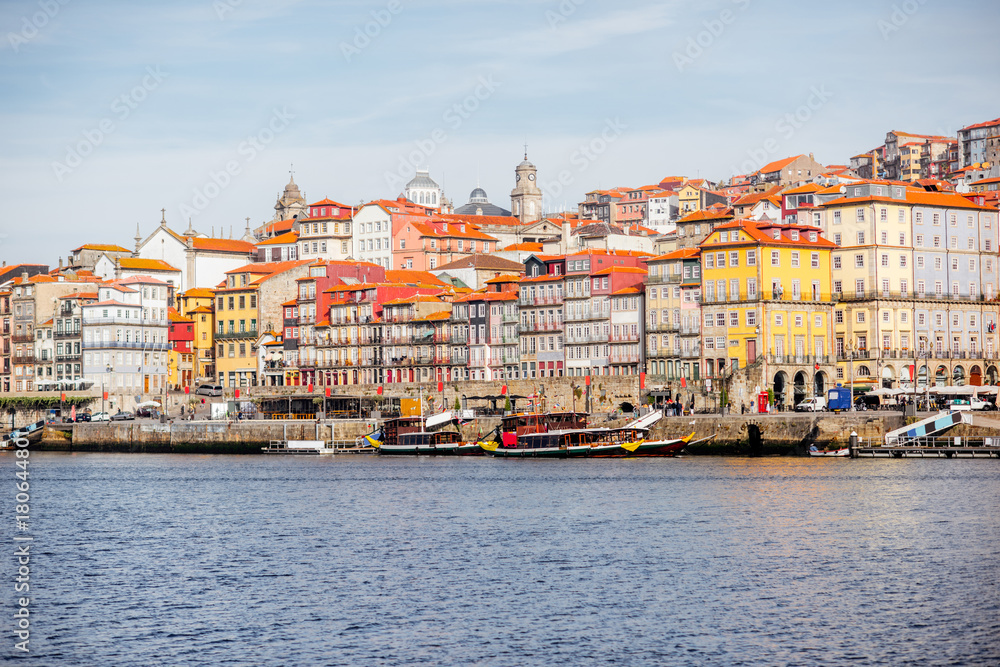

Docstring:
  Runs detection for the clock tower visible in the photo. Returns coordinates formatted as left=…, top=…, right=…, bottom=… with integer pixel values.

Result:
left=510, top=150, right=543, bottom=223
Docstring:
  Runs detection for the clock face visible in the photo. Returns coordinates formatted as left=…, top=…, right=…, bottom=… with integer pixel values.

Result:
left=516, top=173, right=521, bottom=181
left=528, top=173, right=535, bottom=181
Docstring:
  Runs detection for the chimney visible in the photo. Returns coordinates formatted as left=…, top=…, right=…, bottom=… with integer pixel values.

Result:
left=562, top=221, right=571, bottom=254
left=21, top=271, right=28, bottom=283
left=58, top=257, right=63, bottom=269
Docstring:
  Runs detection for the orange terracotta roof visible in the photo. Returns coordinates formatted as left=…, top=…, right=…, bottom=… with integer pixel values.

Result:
left=520, top=274, right=565, bottom=283
left=119, top=258, right=179, bottom=272
left=502, top=242, right=544, bottom=252
left=257, top=231, right=299, bottom=246
left=758, top=155, right=806, bottom=174
left=413, top=310, right=452, bottom=322
left=649, top=248, right=701, bottom=261
left=701, top=219, right=836, bottom=249
left=182, top=288, right=215, bottom=298
left=191, top=237, right=256, bottom=253
left=73, top=243, right=130, bottom=253
left=611, top=286, right=642, bottom=295
left=384, top=270, right=449, bottom=287
left=677, top=209, right=733, bottom=223
left=309, top=198, right=351, bottom=208
left=225, top=259, right=311, bottom=276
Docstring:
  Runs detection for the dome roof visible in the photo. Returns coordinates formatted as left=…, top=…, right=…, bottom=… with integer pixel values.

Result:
left=406, top=170, right=439, bottom=189
left=469, top=187, right=489, bottom=204
left=283, top=175, right=301, bottom=196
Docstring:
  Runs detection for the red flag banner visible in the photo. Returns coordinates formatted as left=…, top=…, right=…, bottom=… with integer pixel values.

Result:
left=325, top=387, right=331, bottom=397
left=308, top=383, right=314, bottom=393
left=680, top=377, right=687, bottom=388
left=61, top=392, right=66, bottom=401
left=235, top=388, right=240, bottom=399
left=501, top=385, right=508, bottom=395
left=184, top=386, right=190, bottom=394
left=377, top=386, right=383, bottom=395
left=585, top=375, right=591, bottom=386
left=103, top=391, right=109, bottom=401
left=437, top=381, right=444, bottom=393
left=640, top=372, right=646, bottom=390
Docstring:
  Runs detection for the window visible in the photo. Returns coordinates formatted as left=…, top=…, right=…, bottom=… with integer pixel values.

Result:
left=899, top=255, right=907, bottom=268
left=881, top=254, right=889, bottom=267
left=790, top=251, right=800, bottom=268
left=705, top=254, right=714, bottom=269
left=880, top=208, right=887, bottom=222
left=898, top=210, right=905, bottom=223
left=716, top=252, right=726, bottom=267
left=833, top=255, right=842, bottom=270
left=770, top=250, right=780, bottom=266
left=856, top=208, right=865, bottom=222
left=857, top=231, right=865, bottom=244
left=746, top=310, right=757, bottom=326
left=835, top=310, right=843, bottom=324
left=810, top=252, right=819, bottom=269
left=833, top=280, right=842, bottom=294
left=729, top=312, right=739, bottom=327
left=399, top=239, right=405, bottom=249
left=932, top=213, right=940, bottom=226
left=916, top=256, right=925, bottom=269
left=833, top=211, right=841, bottom=224
left=746, top=250, right=756, bottom=266
left=935, top=257, right=943, bottom=270
left=857, top=311, right=866, bottom=323
left=855, top=254, right=865, bottom=268
left=880, top=231, right=888, bottom=244
left=833, top=233, right=841, bottom=246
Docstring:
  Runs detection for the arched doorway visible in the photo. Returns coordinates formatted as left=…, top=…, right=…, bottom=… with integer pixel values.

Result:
left=773, top=371, right=788, bottom=408
left=881, top=365, right=895, bottom=388
left=988, top=366, right=999, bottom=385
left=917, top=364, right=928, bottom=388
left=814, top=371, right=826, bottom=397
left=952, top=365, right=966, bottom=386
left=935, top=365, right=948, bottom=386
left=793, top=371, right=808, bottom=406
left=970, top=365, right=982, bottom=386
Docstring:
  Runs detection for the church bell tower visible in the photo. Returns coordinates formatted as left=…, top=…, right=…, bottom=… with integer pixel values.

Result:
left=510, top=149, right=543, bottom=223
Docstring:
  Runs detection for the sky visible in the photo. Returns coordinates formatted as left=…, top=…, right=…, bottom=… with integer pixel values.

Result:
left=1, top=0, right=998, bottom=266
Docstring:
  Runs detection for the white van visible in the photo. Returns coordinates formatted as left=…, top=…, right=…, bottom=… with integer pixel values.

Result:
left=195, top=384, right=223, bottom=397
left=795, top=397, right=827, bottom=412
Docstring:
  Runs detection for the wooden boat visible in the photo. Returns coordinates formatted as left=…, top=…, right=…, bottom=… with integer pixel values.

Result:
left=480, top=428, right=692, bottom=458
left=497, top=412, right=588, bottom=447
left=809, top=445, right=850, bottom=457
left=366, top=415, right=474, bottom=455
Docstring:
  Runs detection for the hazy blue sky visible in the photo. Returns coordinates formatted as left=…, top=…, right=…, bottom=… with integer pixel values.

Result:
left=1, top=0, right=998, bottom=265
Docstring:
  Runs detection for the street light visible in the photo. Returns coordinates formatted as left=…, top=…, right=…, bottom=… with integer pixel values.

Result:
left=103, top=363, right=114, bottom=415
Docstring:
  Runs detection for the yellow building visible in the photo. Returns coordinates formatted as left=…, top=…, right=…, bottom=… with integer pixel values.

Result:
left=699, top=218, right=836, bottom=407
left=177, top=288, right=216, bottom=383
left=213, top=260, right=311, bottom=388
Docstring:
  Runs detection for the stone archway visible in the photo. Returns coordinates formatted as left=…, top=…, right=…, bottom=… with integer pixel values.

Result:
left=988, top=366, right=999, bottom=385
left=814, top=371, right=827, bottom=397
left=952, top=365, right=966, bottom=386
left=935, top=365, right=948, bottom=386
left=773, top=371, right=788, bottom=408
left=881, top=365, right=895, bottom=388
left=971, top=365, right=983, bottom=386
left=793, top=371, right=808, bottom=406
left=917, top=364, right=928, bottom=388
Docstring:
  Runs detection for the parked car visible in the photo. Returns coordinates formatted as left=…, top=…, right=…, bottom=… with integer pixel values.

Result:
left=62, top=413, right=92, bottom=423
left=195, top=384, right=223, bottom=397
left=795, top=397, right=827, bottom=412
left=111, top=411, right=135, bottom=421
left=91, top=412, right=111, bottom=422
left=948, top=398, right=991, bottom=412
left=135, top=407, right=157, bottom=418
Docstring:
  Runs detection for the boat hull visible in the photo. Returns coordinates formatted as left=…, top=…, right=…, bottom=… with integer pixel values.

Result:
left=809, top=448, right=850, bottom=457
left=486, top=437, right=688, bottom=458
left=376, top=442, right=485, bottom=456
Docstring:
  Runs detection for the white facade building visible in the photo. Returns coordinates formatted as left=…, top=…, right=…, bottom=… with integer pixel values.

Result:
left=82, top=277, right=170, bottom=412
left=352, top=203, right=396, bottom=269
left=647, top=193, right=679, bottom=233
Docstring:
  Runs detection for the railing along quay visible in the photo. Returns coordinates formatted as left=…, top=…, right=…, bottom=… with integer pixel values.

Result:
left=853, top=435, right=1000, bottom=458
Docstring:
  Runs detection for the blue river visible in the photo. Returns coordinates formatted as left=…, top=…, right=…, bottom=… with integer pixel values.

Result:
left=2, top=453, right=999, bottom=666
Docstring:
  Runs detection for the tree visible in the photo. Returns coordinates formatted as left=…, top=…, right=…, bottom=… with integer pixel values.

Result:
left=454, top=396, right=461, bottom=411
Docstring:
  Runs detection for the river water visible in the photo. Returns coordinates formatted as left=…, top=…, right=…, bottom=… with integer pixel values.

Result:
left=3, top=453, right=999, bottom=666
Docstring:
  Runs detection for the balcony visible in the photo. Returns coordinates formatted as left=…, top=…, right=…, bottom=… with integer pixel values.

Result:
left=13, top=355, right=35, bottom=364
left=54, top=329, right=81, bottom=339
left=523, top=295, right=564, bottom=306
left=216, top=330, right=258, bottom=340
left=772, top=354, right=836, bottom=365
left=519, top=321, right=563, bottom=333
left=501, top=313, right=518, bottom=323
left=610, top=333, right=640, bottom=343
left=12, top=334, right=33, bottom=343
left=432, top=332, right=451, bottom=344
left=56, top=353, right=80, bottom=362
left=82, top=341, right=170, bottom=351
left=609, top=355, right=641, bottom=364
left=566, top=334, right=609, bottom=345
left=647, top=322, right=679, bottom=333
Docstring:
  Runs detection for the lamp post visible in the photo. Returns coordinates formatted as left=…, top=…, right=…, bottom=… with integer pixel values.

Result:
left=846, top=340, right=856, bottom=411
left=104, top=363, right=114, bottom=415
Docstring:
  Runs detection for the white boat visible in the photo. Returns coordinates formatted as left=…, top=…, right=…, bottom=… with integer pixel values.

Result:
left=262, top=440, right=338, bottom=455
left=809, top=445, right=850, bottom=457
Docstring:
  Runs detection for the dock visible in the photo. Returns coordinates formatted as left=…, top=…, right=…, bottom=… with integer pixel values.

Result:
left=853, top=435, right=1000, bottom=458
